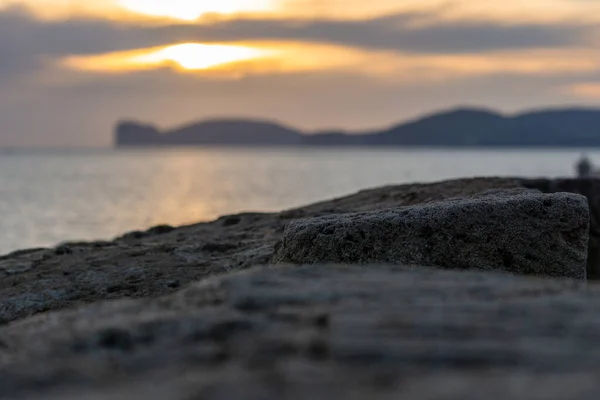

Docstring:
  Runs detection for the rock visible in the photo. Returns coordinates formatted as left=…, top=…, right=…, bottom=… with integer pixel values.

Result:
left=147, top=225, right=176, bottom=235
left=274, top=191, right=589, bottom=279
left=1, top=177, right=600, bottom=398
left=0, top=264, right=598, bottom=399
left=119, top=225, right=175, bottom=241
left=220, top=215, right=242, bottom=227
left=0, top=178, right=524, bottom=325
left=54, top=245, right=73, bottom=256
left=166, top=280, right=181, bottom=289
left=521, top=178, right=600, bottom=279
left=201, top=242, right=238, bottom=253
left=120, top=230, right=147, bottom=240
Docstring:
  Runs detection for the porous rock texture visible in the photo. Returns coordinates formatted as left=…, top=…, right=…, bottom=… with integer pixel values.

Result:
left=0, top=264, right=599, bottom=400
left=522, top=178, right=600, bottom=279
left=274, top=190, right=589, bottom=279
left=0, top=177, right=525, bottom=325
left=4, top=177, right=600, bottom=326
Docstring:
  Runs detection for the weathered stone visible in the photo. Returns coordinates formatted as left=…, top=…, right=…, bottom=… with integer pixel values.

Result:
left=53, top=245, right=73, bottom=256
left=4, top=177, right=600, bottom=327
left=521, top=178, right=600, bottom=280
left=0, top=178, right=524, bottom=324
left=1, top=177, right=600, bottom=398
left=275, top=191, right=589, bottom=279
left=0, top=264, right=599, bottom=399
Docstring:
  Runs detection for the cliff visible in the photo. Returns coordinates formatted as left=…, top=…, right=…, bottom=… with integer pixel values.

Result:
left=117, top=119, right=303, bottom=147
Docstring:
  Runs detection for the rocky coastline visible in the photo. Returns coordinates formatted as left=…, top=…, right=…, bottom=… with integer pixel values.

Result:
left=2, top=177, right=600, bottom=398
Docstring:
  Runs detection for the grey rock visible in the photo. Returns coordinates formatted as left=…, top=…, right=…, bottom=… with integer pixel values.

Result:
left=0, top=177, right=599, bottom=398
left=2, top=177, right=599, bottom=327
left=0, top=178, right=523, bottom=324
left=0, top=264, right=599, bottom=399
left=53, top=245, right=73, bottom=256
left=521, top=178, right=600, bottom=279
left=275, top=191, right=589, bottom=279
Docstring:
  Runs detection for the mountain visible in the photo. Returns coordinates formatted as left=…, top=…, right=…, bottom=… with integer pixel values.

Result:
left=117, top=119, right=303, bottom=147
left=115, top=107, right=600, bottom=148
left=116, top=122, right=162, bottom=146
left=365, top=108, right=506, bottom=146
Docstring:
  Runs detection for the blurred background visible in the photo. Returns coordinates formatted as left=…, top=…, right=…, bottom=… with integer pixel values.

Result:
left=0, top=0, right=599, bottom=253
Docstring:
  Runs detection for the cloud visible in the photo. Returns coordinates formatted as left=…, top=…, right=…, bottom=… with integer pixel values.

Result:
left=0, top=5, right=594, bottom=60
left=160, top=14, right=591, bottom=54
left=57, top=44, right=600, bottom=88
left=0, top=4, right=595, bottom=86
left=0, top=2, right=599, bottom=147
left=569, top=82, right=600, bottom=99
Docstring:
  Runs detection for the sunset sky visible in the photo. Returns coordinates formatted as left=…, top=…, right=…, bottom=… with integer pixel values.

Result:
left=1, top=0, right=600, bottom=146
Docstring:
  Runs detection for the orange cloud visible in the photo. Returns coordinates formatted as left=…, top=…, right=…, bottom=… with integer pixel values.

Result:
left=61, top=40, right=600, bottom=84
left=570, top=83, right=600, bottom=99
left=61, top=41, right=366, bottom=79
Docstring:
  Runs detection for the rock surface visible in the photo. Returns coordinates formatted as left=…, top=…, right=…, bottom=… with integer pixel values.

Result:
left=0, top=177, right=523, bottom=325
left=522, top=178, right=600, bottom=279
left=274, top=191, right=589, bottom=279
left=0, top=264, right=599, bottom=399
left=3, top=176, right=600, bottom=398
left=1, top=176, right=600, bottom=324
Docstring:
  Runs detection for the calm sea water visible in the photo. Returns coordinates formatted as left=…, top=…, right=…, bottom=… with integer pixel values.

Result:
left=0, top=147, right=591, bottom=255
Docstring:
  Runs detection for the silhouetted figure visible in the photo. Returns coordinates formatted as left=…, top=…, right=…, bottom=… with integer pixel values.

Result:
left=577, top=155, right=592, bottom=177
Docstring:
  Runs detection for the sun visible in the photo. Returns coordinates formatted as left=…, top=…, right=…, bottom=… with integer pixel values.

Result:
left=119, top=0, right=275, bottom=20
left=63, top=42, right=274, bottom=73
left=135, top=43, right=270, bottom=70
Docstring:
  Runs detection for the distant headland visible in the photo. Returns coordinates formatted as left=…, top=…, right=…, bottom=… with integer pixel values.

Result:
left=115, top=107, right=600, bottom=148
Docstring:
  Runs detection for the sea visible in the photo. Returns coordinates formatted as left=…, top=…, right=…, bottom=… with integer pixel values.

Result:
left=0, top=147, right=592, bottom=255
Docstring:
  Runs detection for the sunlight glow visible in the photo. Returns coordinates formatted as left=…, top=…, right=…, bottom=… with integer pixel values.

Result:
left=1, top=0, right=600, bottom=23
left=136, top=43, right=269, bottom=70
left=118, top=0, right=275, bottom=20
left=61, top=41, right=373, bottom=78
left=62, top=41, right=599, bottom=84
left=63, top=43, right=274, bottom=73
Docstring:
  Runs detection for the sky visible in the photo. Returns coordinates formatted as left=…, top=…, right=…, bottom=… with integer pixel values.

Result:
left=1, top=0, right=600, bottom=147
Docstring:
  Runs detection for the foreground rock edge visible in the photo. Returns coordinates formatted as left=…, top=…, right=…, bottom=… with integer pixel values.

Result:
left=0, top=263, right=597, bottom=400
